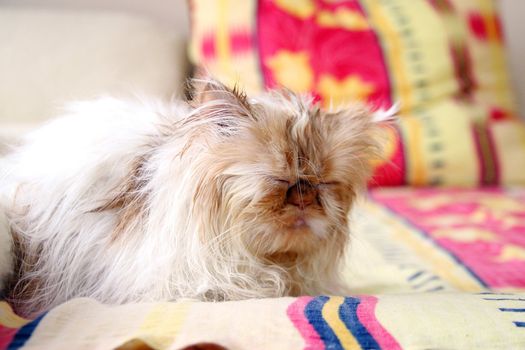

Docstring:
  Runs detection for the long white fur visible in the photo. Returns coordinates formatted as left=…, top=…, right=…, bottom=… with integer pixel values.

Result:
left=1, top=98, right=182, bottom=310
left=0, top=204, right=12, bottom=293
left=0, top=85, right=385, bottom=317
left=0, top=96, right=301, bottom=315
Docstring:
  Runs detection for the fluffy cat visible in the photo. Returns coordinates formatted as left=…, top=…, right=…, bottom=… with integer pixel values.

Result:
left=0, top=79, right=390, bottom=317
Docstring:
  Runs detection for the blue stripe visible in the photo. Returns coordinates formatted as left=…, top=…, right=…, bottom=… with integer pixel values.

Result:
left=514, top=322, right=525, bottom=328
left=483, top=298, right=525, bottom=301
left=413, top=275, right=439, bottom=289
left=408, top=271, right=425, bottom=281
left=339, top=297, right=381, bottom=350
left=304, top=296, right=343, bottom=350
left=425, top=286, right=445, bottom=292
left=499, top=308, right=525, bottom=312
left=370, top=196, right=488, bottom=288
left=8, top=312, right=47, bottom=350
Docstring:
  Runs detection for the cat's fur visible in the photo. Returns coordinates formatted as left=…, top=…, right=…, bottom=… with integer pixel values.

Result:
left=0, top=80, right=389, bottom=317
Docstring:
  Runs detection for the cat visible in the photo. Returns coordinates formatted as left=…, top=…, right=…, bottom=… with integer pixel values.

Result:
left=0, top=79, right=391, bottom=317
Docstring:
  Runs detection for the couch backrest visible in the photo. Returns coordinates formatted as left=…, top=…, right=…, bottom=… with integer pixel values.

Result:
left=1, top=0, right=523, bottom=129
left=0, top=5, right=189, bottom=144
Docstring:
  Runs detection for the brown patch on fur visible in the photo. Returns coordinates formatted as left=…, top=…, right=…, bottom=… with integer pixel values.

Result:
left=286, top=180, right=318, bottom=209
left=93, top=156, right=149, bottom=242
left=264, top=251, right=318, bottom=296
left=5, top=228, right=44, bottom=318
left=264, top=251, right=300, bottom=291
left=285, top=150, right=294, bottom=168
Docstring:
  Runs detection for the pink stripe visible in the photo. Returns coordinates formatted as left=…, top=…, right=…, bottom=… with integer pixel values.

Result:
left=286, top=297, right=324, bottom=350
left=255, top=0, right=273, bottom=88
left=201, top=31, right=253, bottom=60
left=0, top=326, right=18, bottom=349
left=201, top=34, right=216, bottom=59
left=230, top=31, right=253, bottom=54
left=357, top=296, right=401, bottom=350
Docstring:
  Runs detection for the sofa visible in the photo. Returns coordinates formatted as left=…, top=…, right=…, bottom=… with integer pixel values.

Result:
left=1, top=1, right=525, bottom=349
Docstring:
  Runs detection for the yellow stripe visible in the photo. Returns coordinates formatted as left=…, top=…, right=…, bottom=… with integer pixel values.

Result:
left=402, top=117, right=426, bottom=185
left=0, top=302, right=29, bottom=328
left=520, top=124, right=525, bottom=150
left=478, top=0, right=511, bottom=108
left=365, top=201, right=485, bottom=291
left=361, top=0, right=412, bottom=113
left=135, top=301, right=191, bottom=350
left=322, top=297, right=361, bottom=350
left=217, top=0, right=231, bottom=76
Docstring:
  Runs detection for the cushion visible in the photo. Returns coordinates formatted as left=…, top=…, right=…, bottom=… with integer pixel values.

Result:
left=188, top=0, right=525, bottom=187
left=0, top=7, right=188, bottom=141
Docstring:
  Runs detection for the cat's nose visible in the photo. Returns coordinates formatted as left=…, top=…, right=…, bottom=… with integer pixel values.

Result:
left=286, top=180, right=318, bottom=210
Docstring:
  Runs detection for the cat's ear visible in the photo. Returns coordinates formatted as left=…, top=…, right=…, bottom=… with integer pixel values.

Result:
left=370, top=103, right=399, bottom=124
left=190, top=78, right=251, bottom=112
left=322, top=103, right=398, bottom=132
left=318, top=103, right=399, bottom=165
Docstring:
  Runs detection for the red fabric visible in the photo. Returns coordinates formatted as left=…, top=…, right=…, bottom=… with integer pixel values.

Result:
left=257, top=0, right=392, bottom=108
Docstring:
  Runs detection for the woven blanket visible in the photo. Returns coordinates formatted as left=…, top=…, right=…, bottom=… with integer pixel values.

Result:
left=1, top=188, right=524, bottom=349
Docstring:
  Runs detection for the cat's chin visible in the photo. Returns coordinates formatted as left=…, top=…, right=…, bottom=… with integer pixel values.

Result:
left=289, top=217, right=329, bottom=238
left=281, top=208, right=329, bottom=237
left=292, top=217, right=307, bottom=228
left=263, top=215, right=330, bottom=255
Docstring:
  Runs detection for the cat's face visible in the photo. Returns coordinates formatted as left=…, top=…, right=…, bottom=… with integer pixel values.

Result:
left=188, top=80, right=381, bottom=260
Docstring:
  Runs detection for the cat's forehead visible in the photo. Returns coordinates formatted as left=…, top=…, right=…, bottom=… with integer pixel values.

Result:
left=252, top=93, right=313, bottom=116
left=247, top=98, right=327, bottom=175
left=252, top=96, right=320, bottom=133
left=252, top=102, right=319, bottom=141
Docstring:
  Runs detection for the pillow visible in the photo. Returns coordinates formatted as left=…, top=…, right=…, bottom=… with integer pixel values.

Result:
left=188, top=0, right=525, bottom=187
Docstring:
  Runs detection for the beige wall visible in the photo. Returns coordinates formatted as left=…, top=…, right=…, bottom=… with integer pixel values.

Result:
left=1, top=0, right=524, bottom=115
left=0, top=0, right=190, bottom=34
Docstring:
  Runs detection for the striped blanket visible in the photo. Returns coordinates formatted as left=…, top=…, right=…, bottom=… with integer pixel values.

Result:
left=1, top=188, right=525, bottom=349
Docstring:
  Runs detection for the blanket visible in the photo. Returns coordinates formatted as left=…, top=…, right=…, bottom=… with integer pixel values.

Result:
left=1, top=188, right=524, bottom=349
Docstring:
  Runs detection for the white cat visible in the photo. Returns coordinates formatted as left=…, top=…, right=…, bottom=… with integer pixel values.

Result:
left=0, top=80, right=390, bottom=317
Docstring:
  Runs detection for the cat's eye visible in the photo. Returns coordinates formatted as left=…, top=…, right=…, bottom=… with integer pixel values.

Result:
left=319, top=181, right=340, bottom=187
left=271, top=178, right=290, bottom=186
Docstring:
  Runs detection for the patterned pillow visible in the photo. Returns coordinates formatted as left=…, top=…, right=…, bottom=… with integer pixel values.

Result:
left=188, top=0, right=525, bottom=187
